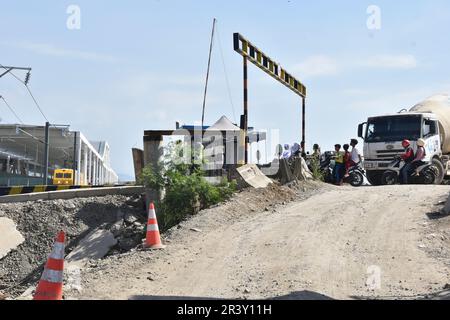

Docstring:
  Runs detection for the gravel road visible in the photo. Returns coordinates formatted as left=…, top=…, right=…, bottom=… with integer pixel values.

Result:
left=70, top=184, right=450, bottom=300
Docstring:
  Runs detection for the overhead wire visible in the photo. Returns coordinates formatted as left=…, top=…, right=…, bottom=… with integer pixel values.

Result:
left=0, top=95, right=24, bottom=124
left=216, top=23, right=237, bottom=124
left=0, top=63, right=49, bottom=122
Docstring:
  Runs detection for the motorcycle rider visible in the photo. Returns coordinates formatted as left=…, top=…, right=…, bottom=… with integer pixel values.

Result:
left=343, top=144, right=351, bottom=178
left=399, top=139, right=415, bottom=184
left=410, top=139, right=427, bottom=174
left=350, top=139, right=362, bottom=167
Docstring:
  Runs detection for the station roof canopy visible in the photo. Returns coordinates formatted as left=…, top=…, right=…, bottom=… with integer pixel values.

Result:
left=0, top=124, right=76, bottom=167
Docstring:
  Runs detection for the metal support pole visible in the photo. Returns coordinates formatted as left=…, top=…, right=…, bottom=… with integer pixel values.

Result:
left=43, top=121, right=50, bottom=185
left=83, top=145, right=88, bottom=185
left=302, top=97, right=306, bottom=150
left=201, top=18, right=216, bottom=130
left=73, top=131, right=77, bottom=180
left=243, top=56, right=249, bottom=164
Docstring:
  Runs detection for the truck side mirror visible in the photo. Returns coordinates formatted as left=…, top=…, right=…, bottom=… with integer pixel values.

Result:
left=358, top=123, right=366, bottom=139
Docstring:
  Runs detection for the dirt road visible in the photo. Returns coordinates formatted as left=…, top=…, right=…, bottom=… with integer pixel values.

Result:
left=72, top=184, right=450, bottom=300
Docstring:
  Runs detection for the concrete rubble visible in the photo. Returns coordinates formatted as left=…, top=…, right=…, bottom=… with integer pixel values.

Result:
left=236, top=164, right=273, bottom=189
left=0, top=193, right=146, bottom=298
left=0, top=217, right=25, bottom=260
left=66, top=229, right=118, bottom=268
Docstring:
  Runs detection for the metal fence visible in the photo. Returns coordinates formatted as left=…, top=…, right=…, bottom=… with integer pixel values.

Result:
left=0, top=174, right=43, bottom=187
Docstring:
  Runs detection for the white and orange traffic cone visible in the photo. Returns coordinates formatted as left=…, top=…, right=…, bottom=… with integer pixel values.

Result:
left=144, top=203, right=165, bottom=249
left=33, top=231, right=65, bottom=300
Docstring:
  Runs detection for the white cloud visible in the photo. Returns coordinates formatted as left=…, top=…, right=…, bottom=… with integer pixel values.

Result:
left=347, top=85, right=450, bottom=113
left=1, top=41, right=118, bottom=63
left=361, top=54, right=417, bottom=69
left=292, top=55, right=339, bottom=78
left=290, top=54, right=418, bottom=80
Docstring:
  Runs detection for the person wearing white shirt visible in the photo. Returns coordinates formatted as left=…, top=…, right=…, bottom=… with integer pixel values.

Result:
left=350, top=139, right=362, bottom=165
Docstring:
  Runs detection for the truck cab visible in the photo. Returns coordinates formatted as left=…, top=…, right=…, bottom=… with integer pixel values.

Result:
left=358, top=112, right=443, bottom=185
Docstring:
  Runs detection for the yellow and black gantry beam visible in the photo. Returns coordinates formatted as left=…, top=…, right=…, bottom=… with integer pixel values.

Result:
left=233, top=32, right=307, bottom=161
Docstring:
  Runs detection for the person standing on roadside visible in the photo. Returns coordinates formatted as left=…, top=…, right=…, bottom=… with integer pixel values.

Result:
left=282, top=144, right=291, bottom=159
left=350, top=139, right=362, bottom=167
left=334, top=144, right=345, bottom=185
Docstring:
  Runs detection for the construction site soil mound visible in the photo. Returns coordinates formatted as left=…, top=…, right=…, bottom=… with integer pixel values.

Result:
left=0, top=194, right=147, bottom=297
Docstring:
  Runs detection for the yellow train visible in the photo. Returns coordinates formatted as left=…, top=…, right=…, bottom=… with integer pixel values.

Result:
left=52, top=169, right=74, bottom=185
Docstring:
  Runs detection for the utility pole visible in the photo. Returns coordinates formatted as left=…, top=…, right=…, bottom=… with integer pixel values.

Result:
left=201, top=18, right=216, bottom=130
left=43, top=122, right=50, bottom=185
left=0, top=65, right=32, bottom=83
left=73, top=131, right=78, bottom=184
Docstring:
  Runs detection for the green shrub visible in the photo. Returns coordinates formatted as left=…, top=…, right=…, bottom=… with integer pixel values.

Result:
left=140, top=142, right=237, bottom=231
left=309, top=156, right=324, bottom=181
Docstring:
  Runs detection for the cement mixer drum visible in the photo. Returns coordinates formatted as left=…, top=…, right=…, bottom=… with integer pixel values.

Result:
left=409, top=94, right=450, bottom=154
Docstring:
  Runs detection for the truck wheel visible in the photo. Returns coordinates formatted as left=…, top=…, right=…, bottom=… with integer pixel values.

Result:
left=431, top=158, right=445, bottom=185
left=366, top=171, right=382, bottom=186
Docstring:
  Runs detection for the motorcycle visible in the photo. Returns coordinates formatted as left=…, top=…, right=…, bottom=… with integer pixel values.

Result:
left=317, top=151, right=334, bottom=184
left=344, top=163, right=366, bottom=187
left=381, top=156, right=437, bottom=185
left=316, top=151, right=365, bottom=187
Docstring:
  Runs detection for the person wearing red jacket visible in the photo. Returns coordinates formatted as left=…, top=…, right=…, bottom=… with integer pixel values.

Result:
left=400, top=139, right=415, bottom=184
left=343, top=144, right=352, bottom=178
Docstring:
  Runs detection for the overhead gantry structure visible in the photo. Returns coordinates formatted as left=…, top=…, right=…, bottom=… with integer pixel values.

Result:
left=233, top=33, right=307, bottom=163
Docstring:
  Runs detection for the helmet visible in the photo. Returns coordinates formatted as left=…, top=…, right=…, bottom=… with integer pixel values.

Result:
left=402, top=139, right=411, bottom=148
left=417, top=139, right=426, bottom=147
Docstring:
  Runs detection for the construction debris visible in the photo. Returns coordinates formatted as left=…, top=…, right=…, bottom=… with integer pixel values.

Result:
left=236, top=164, right=273, bottom=188
left=292, top=158, right=313, bottom=181
left=0, top=217, right=25, bottom=260
left=279, top=159, right=294, bottom=185
left=66, top=229, right=118, bottom=268
left=0, top=194, right=146, bottom=297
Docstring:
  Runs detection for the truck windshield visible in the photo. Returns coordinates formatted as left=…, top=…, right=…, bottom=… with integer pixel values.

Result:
left=366, top=115, right=421, bottom=142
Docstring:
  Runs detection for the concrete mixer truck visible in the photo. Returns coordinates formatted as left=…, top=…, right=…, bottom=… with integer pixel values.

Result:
left=357, top=94, right=450, bottom=185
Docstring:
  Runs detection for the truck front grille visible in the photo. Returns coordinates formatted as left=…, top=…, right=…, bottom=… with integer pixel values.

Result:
left=376, top=149, right=404, bottom=154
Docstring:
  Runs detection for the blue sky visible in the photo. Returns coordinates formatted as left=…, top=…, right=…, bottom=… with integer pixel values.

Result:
left=1, top=1, right=450, bottom=178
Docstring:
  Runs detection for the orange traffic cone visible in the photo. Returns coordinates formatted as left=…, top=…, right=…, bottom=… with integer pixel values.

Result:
left=33, top=231, right=65, bottom=300
left=144, top=203, right=165, bottom=249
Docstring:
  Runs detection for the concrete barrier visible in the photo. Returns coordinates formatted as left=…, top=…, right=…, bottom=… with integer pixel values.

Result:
left=0, top=186, right=145, bottom=204
left=0, top=185, right=93, bottom=196
left=236, top=164, right=272, bottom=189
left=279, top=159, right=294, bottom=185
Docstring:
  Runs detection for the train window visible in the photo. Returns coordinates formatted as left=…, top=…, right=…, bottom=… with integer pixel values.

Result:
left=63, top=173, right=72, bottom=178
left=55, top=173, right=64, bottom=178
